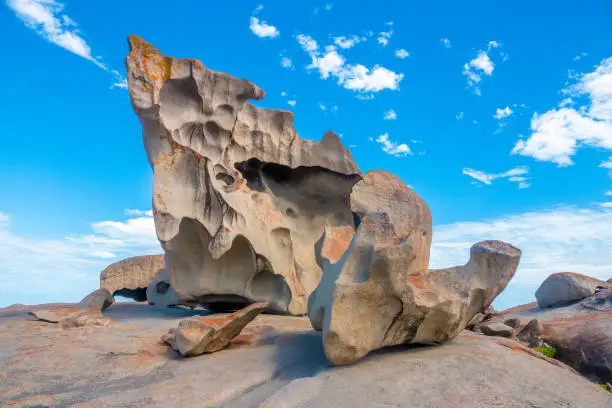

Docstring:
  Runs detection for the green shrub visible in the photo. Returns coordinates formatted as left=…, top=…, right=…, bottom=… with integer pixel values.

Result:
left=598, top=383, right=612, bottom=393
left=533, top=345, right=556, bottom=358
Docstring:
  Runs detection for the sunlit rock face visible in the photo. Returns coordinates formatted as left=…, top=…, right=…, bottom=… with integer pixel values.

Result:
left=308, top=171, right=522, bottom=365
left=126, top=36, right=361, bottom=314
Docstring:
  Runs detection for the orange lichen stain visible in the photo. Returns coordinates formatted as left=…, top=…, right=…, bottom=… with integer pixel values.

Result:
left=224, top=226, right=232, bottom=233
left=263, top=207, right=284, bottom=223
left=321, top=226, right=354, bottom=263
left=3, top=395, right=57, bottom=407
left=407, top=271, right=427, bottom=289
left=153, top=135, right=185, bottom=170
left=128, top=35, right=173, bottom=86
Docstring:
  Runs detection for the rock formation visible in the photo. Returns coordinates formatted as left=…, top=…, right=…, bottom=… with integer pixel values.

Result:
left=307, top=171, right=521, bottom=365
left=536, top=272, right=609, bottom=308
left=79, top=288, right=114, bottom=310
left=126, top=36, right=361, bottom=314
left=480, top=322, right=515, bottom=338
left=163, top=302, right=268, bottom=356
left=100, top=254, right=165, bottom=301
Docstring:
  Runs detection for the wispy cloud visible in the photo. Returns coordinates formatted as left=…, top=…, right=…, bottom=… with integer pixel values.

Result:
left=463, top=166, right=530, bottom=188
left=440, top=38, right=452, bottom=48
left=384, top=109, right=397, bottom=120
left=0, top=209, right=161, bottom=306
left=6, top=0, right=126, bottom=89
left=333, top=35, right=366, bottom=49
left=512, top=57, right=612, bottom=166
left=377, top=25, right=393, bottom=46
left=430, top=206, right=612, bottom=309
left=494, top=106, right=514, bottom=120
left=573, top=52, right=588, bottom=61
left=296, top=34, right=403, bottom=95
left=372, top=133, right=411, bottom=157
left=456, top=112, right=464, bottom=120
left=280, top=55, right=294, bottom=69
left=287, top=100, right=296, bottom=107
left=249, top=16, right=279, bottom=38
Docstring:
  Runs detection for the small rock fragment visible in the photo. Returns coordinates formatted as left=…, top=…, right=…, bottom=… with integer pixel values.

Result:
left=466, top=313, right=485, bottom=330
left=29, top=308, right=112, bottom=328
left=79, top=288, right=114, bottom=310
left=504, top=318, right=520, bottom=329
left=163, top=302, right=268, bottom=356
left=516, top=318, right=544, bottom=347
left=479, top=322, right=515, bottom=338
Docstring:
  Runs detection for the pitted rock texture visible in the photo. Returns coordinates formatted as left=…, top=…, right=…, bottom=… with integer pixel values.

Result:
left=146, top=269, right=182, bottom=307
left=126, top=36, right=361, bottom=314
left=307, top=171, right=521, bottom=365
left=163, top=302, right=269, bottom=356
left=100, top=254, right=165, bottom=301
left=536, top=272, right=609, bottom=308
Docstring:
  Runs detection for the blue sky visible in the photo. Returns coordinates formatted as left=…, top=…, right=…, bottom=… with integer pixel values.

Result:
left=1, top=0, right=611, bottom=309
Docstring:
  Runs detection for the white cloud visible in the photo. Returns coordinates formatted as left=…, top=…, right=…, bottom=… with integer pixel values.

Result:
left=325, top=3, right=333, bottom=11
left=280, top=55, right=294, bottom=69
left=440, top=38, right=452, bottom=48
left=254, top=4, right=264, bottom=14
left=333, top=35, right=366, bottom=49
left=573, top=52, right=588, bottom=61
left=384, top=109, right=397, bottom=120
left=394, top=49, right=410, bottom=59
left=249, top=16, right=279, bottom=38
left=494, top=106, right=514, bottom=120
left=0, top=209, right=161, bottom=306
left=6, top=0, right=125, bottom=88
left=374, top=133, right=412, bottom=157
left=463, top=166, right=530, bottom=188
left=288, top=100, right=296, bottom=107
left=456, top=112, right=464, bottom=120
left=319, top=103, right=327, bottom=111
left=605, top=191, right=612, bottom=196
left=124, top=209, right=153, bottom=217
left=600, top=157, right=612, bottom=176
left=430, top=206, right=612, bottom=309
left=296, top=34, right=403, bottom=94
left=599, top=202, right=612, bottom=208
left=513, top=57, right=612, bottom=166
left=281, top=91, right=287, bottom=96
left=377, top=29, right=393, bottom=46
left=462, top=42, right=506, bottom=95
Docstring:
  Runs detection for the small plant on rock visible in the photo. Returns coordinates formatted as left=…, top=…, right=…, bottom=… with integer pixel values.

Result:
left=533, top=345, right=556, bottom=358
left=597, top=383, right=612, bottom=393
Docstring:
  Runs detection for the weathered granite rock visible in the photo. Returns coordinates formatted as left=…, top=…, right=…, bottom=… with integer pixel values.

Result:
left=487, top=288, right=612, bottom=384
left=536, top=272, right=609, bottom=308
left=480, top=322, right=515, bottom=338
left=308, top=172, right=521, bottom=364
left=100, top=254, right=165, bottom=301
left=163, top=302, right=268, bottom=356
left=78, top=288, right=114, bottom=310
left=29, top=308, right=113, bottom=328
left=126, top=36, right=362, bottom=315
left=504, top=317, right=520, bottom=329
left=466, top=313, right=486, bottom=330
left=2, top=303, right=609, bottom=407
left=146, top=269, right=182, bottom=307
left=516, top=318, right=544, bottom=347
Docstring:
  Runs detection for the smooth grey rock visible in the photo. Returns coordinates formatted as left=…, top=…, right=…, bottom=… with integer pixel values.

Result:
left=480, top=322, right=515, bottom=338
left=536, top=272, right=609, bottom=308
left=146, top=269, right=181, bottom=307
left=78, top=288, right=114, bottom=310
left=2, top=303, right=609, bottom=407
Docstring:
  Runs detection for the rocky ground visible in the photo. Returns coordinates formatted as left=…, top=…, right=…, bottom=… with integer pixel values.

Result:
left=1, top=302, right=610, bottom=408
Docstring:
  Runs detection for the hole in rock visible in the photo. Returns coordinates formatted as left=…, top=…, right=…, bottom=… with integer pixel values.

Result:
left=156, top=281, right=170, bottom=294
left=113, top=288, right=147, bottom=302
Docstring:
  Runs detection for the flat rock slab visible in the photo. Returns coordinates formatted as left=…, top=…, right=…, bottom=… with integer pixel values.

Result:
left=1, top=303, right=610, bottom=407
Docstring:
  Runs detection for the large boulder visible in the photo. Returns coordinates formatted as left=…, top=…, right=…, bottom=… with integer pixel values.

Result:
left=480, top=322, right=515, bottom=338
left=307, top=172, right=521, bottom=365
left=536, top=272, right=609, bottom=308
left=100, top=254, right=165, bottom=301
left=126, top=36, right=361, bottom=314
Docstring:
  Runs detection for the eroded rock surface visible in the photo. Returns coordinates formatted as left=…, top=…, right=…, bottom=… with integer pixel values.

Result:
left=126, top=36, right=362, bottom=315
left=100, top=254, right=165, bottom=301
left=163, top=302, right=268, bottom=356
left=29, top=308, right=113, bottom=328
left=308, top=172, right=521, bottom=365
left=2, top=303, right=610, bottom=407
left=480, top=322, right=515, bottom=338
left=536, top=272, right=609, bottom=308
left=489, top=287, right=612, bottom=384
